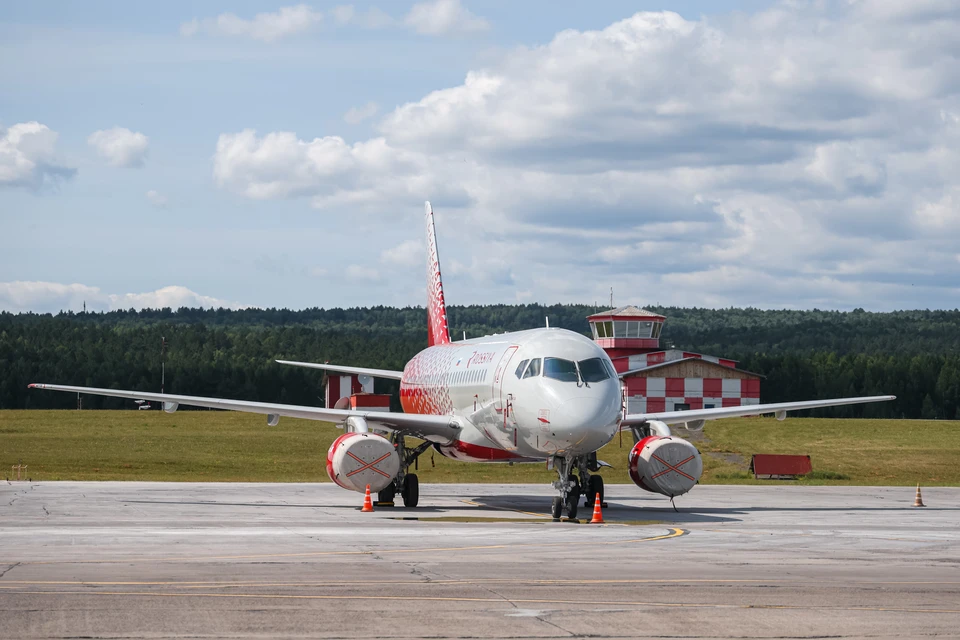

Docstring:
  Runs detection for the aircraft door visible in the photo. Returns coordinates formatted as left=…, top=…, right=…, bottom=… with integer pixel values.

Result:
left=492, top=346, right=519, bottom=414
left=492, top=345, right=520, bottom=449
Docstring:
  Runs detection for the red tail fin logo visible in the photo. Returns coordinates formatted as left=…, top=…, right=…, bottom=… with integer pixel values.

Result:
left=425, top=201, right=451, bottom=347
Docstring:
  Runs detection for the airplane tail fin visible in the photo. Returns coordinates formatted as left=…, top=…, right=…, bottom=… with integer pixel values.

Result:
left=425, top=201, right=451, bottom=347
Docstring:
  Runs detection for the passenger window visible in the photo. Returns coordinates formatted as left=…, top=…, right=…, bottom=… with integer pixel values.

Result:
left=515, top=359, right=529, bottom=378
left=523, top=358, right=541, bottom=379
left=543, top=357, right=578, bottom=382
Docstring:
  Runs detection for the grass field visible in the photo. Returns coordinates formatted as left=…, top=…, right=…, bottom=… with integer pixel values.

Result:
left=1, top=410, right=958, bottom=485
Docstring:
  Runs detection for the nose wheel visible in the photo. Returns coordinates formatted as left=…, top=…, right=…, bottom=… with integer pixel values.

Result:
left=550, top=456, right=582, bottom=521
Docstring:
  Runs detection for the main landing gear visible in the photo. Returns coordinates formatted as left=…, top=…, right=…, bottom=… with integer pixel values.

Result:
left=377, top=433, right=431, bottom=508
left=550, top=453, right=604, bottom=521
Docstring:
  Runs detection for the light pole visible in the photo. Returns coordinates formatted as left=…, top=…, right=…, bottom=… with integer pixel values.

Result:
left=161, top=336, right=167, bottom=395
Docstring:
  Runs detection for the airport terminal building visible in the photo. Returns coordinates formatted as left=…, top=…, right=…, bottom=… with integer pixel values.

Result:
left=587, top=306, right=762, bottom=414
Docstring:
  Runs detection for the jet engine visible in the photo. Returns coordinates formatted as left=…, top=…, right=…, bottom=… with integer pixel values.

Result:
left=326, top=432, right=400, bottom=493
left=628, top=435, right=703, bottom=498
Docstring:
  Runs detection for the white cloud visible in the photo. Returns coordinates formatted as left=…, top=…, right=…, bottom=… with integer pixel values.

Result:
left=87, top=127, right=149, bottom=168
left=212, top=129, right=464, bottom=208
left=331, top=4, right=393, bottom=28
left=0, top=282, right=246, bottom=313
left=145, top=190, right=168, bottom=207
left=805, top=142, right=886, bottom=195
left=210, top=5, right=960, bottom=309
left=344, top=102, right=379, bottom=125
left=181, top=4, right=323, bottom=42
left=0, top=121, right=75, bottom=189
left=404, top=0, right=489, bottom=35
left=181, top=2, right=485, bottom=41
left=305, top=266, right=329, bottom=278
left=179, top=18, right=200, bottom=37
left=345, top=265, right=381, bottom=282
left=380, top=239, right=422, bottom=267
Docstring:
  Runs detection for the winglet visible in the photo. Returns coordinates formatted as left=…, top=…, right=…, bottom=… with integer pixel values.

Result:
left=425, top=201, right=451, bottom=346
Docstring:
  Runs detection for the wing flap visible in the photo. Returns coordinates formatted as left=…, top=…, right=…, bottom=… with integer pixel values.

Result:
left=621, top=395, right=896, bottom=428
left=28, top=383, right=460, bottom=443
left=275, top=360, right=404, bottom=380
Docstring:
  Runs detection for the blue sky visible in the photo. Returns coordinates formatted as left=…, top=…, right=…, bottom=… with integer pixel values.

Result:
left=2, top=0, right=958, bottom=313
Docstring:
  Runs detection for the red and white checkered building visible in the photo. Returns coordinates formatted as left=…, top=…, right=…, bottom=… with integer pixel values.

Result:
left=324, top=372, right=391, bottom=412
left=588, top=306, right=762, bottom=414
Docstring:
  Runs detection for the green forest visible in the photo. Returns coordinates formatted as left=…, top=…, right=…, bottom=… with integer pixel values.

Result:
left=2, top=305, right=959, bottom=419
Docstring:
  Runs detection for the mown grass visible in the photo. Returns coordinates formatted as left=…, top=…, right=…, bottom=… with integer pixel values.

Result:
left=1, top=411, right=957, bottom=485
left=697, top=416, right=960, bottom=486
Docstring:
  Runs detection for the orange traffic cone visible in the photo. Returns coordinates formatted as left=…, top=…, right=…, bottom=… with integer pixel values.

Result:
left=361, top=484, right=374, bottom=512
left=589, top=493, right=604, bottom=524
left=913, top=483, right=926, bottom=508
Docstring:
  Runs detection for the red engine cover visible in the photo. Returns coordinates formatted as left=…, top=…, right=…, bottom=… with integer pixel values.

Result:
left=628, top=435, right=703, bottom=497
left=326, top=432, right=400, bottom=493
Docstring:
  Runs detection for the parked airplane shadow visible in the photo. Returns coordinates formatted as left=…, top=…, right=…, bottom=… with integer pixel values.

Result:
left=122, top=498, right=958, bottom=527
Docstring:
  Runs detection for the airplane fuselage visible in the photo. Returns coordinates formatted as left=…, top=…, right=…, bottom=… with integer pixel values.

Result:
left=399, top=327, right=623, bottom=462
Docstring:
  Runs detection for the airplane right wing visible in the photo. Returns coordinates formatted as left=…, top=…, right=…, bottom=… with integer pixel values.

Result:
left=28, top=383, right=459, bottom=443
left=620, top=395, right=896, bottom=428
left=276, top=360, right=404, bottom=380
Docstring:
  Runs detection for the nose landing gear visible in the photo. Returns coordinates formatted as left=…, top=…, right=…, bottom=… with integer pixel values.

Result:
left=550, top=453, right=605, bottom=521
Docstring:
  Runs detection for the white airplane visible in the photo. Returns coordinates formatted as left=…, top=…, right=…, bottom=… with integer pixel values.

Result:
left=30, top=202, right=895, bottom=519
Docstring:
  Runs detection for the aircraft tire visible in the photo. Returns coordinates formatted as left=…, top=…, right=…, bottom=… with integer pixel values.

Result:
left=585, top=475, right=604, bottom=508
left=401, top=474, right=419, bottom=508
left=378, top=481, right=396, bottom=505
left=551, top=496, right=563, bottom=520
left=566, top=492, right=579, bottom=520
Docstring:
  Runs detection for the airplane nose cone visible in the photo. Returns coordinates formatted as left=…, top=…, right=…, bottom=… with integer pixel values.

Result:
left=550, top=394, right=620, bottom=451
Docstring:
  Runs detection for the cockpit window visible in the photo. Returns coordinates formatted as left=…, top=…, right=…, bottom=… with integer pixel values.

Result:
left=522, top=358, right=541, bottom=378
left=514, top=359, right=529, bottom=379
left=604, top=358, right=618, bottom=379
left=578, top=357, right=610, bottom=383
left=543, top=357, right=578, bottom=382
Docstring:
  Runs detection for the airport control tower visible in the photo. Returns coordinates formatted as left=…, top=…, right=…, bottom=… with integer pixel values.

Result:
left=587, top=305, right=761, bottom=413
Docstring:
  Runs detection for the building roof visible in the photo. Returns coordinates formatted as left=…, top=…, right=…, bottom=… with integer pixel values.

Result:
left=587, top=305, right=665, bottom=320
left=619, top=357, right=765, bottom=379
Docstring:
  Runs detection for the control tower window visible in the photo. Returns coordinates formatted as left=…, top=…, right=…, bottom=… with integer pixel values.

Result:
left=614, top=322, right=627, bottom=338
left=543, top=357, right=578, bottom=382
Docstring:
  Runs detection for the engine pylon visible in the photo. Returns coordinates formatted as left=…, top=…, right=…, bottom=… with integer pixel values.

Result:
left=589, top=493, right=604, bottom=524
left=913, top=483, right=926, bottom=508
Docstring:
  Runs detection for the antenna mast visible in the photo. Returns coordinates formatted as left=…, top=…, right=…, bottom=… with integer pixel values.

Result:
left=610, top=287, right=614, bottom=308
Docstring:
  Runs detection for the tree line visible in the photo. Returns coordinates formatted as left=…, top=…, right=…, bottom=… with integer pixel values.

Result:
left=1, top=305, right=959, bottom=419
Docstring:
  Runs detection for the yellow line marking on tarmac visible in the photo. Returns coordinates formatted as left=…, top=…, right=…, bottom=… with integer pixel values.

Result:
left=2, top=527, right=687, bottom=566
left=3, top=589, right=960, bottom=615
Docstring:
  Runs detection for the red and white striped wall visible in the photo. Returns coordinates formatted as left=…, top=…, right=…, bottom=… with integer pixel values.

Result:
left=625, top=377, right=760, bottom=414
left=324, top=374, right=375, bottom=408
left=613, top=349, right=738, bottom=373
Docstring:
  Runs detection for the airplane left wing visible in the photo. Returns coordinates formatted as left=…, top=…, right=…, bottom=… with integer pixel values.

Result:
left=621, top=395, right=896, bottom=428
left=275, top=360, right=404, bottom=380
left=27, top=384, right=460, bottom=443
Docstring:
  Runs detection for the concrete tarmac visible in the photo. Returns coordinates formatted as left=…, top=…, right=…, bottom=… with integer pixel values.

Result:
left=1, top=481, right=958, bottom=639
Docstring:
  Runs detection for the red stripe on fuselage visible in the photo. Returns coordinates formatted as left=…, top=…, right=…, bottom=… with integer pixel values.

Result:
left=434, top=440, right=534, bottom=463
